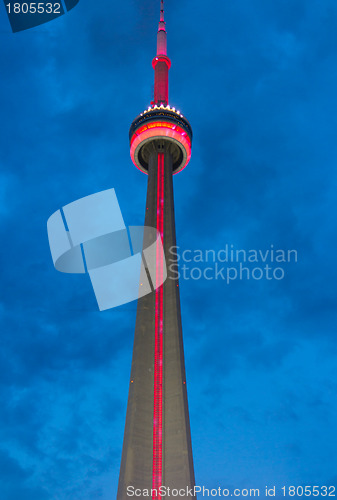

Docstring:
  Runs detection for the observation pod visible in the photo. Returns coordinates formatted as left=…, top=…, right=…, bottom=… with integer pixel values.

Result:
left=130, top=105, right=193, bottom=175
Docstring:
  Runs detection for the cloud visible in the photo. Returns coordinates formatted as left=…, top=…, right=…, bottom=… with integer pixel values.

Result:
left=0, top=0, right=336, bottom=496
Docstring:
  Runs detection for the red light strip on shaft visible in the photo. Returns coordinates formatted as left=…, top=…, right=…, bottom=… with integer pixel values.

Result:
left=152, top=153, right=164, bottom=498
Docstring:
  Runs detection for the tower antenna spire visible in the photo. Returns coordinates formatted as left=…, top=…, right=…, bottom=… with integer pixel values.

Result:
left=160, top=0, right=164, bottom=22
left=156, top=0, right=167, bottom=56
left=152, top=0, right=170, bottom=104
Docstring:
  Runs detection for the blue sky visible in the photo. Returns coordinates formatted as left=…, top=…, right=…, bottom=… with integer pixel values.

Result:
left=1, top=0, right=337, bottom=498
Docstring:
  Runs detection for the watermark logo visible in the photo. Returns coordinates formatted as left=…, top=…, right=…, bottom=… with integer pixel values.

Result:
left=47, top=189, right=298, bottom=309
left=3, top=0, right=80, bottom=33
left=47, top=188, right=167, bottom=310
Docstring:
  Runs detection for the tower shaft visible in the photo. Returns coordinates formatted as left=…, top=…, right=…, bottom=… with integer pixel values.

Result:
left=117, top=144, right=195, bottom=499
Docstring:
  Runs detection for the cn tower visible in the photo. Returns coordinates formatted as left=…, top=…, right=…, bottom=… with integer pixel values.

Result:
left=117, top=1, right=195, bottom=499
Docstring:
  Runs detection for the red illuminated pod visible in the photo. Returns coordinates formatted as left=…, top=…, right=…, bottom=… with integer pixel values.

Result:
left=130, top=120, right=192, bottom=174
